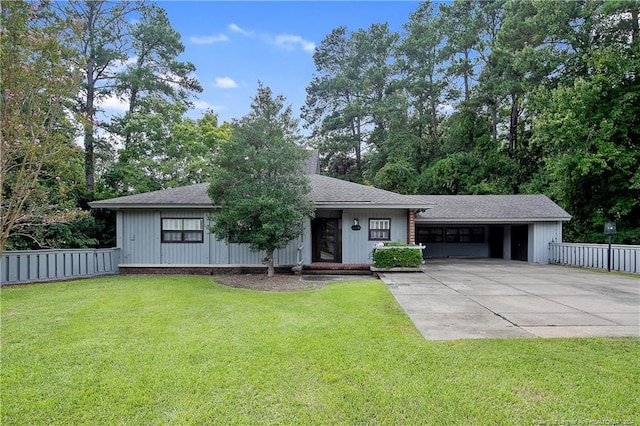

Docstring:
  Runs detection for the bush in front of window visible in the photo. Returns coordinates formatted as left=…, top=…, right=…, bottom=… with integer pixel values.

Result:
left=372, top=246, right=423, bottom=268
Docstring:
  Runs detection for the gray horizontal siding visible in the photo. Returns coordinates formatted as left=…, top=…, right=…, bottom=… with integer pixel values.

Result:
left=120, top=209, right=304, bottom=266
left=342, top=209, right=408, bottom=264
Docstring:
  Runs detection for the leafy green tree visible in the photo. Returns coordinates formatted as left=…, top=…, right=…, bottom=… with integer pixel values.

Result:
left=112, top=3, right=202, bottom=153
left=208, top=84, right=314, bottom=277
left=166, top=112, right=231, bottom=187
left=102, top=110, right=230, bottom=196
left=100, top=99, right=188, bottom=195
left=5, top=142, right=99, bottom=250
left=56, top=0, right=138, bottom=194
left=365, top=112, right=422, bottom=194
left=440, top=0, right=482, bottom=106
left=303, top=24, right=399, bottom=182
left=368, top=0, right=449, bottom=193
left=530, top=36, right=640, bottom=243
left=0, top=1, right=87, bottom=254
left=398, top=1, right=449, bottom=146
left=300, top=0, right=639, bottom=244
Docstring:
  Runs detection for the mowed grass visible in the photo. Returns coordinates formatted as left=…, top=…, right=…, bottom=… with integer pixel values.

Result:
left=2, top=276, right=638, bottom=425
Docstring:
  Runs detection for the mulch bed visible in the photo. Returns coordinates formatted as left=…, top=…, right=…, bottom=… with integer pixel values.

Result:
left=214, top=274, right=329, bottom=292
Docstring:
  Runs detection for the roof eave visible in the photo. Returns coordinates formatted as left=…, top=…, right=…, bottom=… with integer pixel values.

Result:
left=415, top=217, right=571, bottom=223
left=315, top=203, right=434, bottom=210
left=88, top=203, right=215, bottom=210
left=91, top=202, right=435, bottom=210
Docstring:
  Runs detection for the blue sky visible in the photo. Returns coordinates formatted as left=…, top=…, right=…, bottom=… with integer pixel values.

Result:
left=158, top=1, right=423, bottom=125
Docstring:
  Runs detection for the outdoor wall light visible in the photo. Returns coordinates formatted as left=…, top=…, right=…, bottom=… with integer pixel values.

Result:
left=351, top=218, right=361, bottom=231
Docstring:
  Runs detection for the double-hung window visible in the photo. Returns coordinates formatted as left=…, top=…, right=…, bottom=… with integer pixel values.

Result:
left=369, top=218, right=391, bottom=241
left=161, top=218, right=204, bottom=243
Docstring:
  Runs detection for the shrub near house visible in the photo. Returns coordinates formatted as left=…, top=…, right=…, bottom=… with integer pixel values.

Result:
left=372, top=242, right=424, bottom=269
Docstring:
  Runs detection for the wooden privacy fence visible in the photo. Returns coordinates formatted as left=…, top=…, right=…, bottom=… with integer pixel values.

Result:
left=549, top=242, right=640, bottom=274
left=1, top=248, right=120, bottom=286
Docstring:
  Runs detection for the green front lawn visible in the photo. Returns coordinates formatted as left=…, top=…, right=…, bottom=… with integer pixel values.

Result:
left=2, top=276, right=638, bottom=424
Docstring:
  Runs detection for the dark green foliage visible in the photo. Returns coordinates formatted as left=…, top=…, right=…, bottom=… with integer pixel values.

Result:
left=372, top=246, right=423, bottom=268
left=102, top=111, right=230, bottom=196
left=208, top=84, right=314, bottom=276
left=8, top=0, right=640, bottom=247
left=304, top=0, right=640, bottom=243
left=303, top=24, right=400, bottom=183
left=529, top=28, right=640, bottom=243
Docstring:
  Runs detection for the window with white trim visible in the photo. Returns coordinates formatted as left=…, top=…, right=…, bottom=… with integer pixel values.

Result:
left=161, top=218, right=204, bottom=243
left=369, top=218, right=391, bottom=241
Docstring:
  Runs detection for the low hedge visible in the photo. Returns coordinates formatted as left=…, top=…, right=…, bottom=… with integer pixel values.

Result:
left=372, top=246, right=423, bottom=268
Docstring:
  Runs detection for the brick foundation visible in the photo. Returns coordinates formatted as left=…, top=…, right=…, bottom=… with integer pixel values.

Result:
left=120, top=265, right=295, bottom=276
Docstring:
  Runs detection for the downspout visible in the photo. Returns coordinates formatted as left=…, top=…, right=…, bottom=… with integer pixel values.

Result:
left=292, top=244, right=304, bottom=275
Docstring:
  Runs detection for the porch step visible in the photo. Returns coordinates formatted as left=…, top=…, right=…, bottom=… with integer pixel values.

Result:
left=302, top=263, right=373, bottom=276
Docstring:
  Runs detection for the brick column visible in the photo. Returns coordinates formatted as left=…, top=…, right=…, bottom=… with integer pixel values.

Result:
left=407, top=210, right=416, bottom=244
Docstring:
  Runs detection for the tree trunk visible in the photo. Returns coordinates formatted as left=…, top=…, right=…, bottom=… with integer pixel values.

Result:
left=85, top=71, right=95, bottom=193
left=490, top=100, right=498, bottom=144
left=266, top=248, right=275, bottom=277
left=124, top=88, right=138, bottom=150
left=84, top=124, right=94, bottom=193
left=429, top=75, right=439, bottom=140
left=631, top=7, right=639, bottom=46
left=463, top=49, right=471, bottom=104
left=509, top=92, right=519, bottom=156
left=354, top=117, right=362, bottom=163
left=84, top=3, right=96, bottom=194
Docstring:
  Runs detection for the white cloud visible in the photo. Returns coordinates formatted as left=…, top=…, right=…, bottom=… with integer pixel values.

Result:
left=274, top=34, right=316, bottom=53
left=193, top=100, right=226, bottom=112
left=108, top=56, right=138, bottom=74
left=438, top=103, right=455, bottom=115
left=99, top=94, right=129, bottom=113
left=189, top=34, right=229, bottom=45
left=215, top=77, right=238, bottom=89
left=229, top=23, right=252, bottom=36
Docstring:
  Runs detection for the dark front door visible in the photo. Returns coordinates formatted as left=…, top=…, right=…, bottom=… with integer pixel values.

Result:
left=489, top=226, right=504, bottom=259
left=511, top=225, right=528, bottom=261
left=312, top=218, right=341, bottom=263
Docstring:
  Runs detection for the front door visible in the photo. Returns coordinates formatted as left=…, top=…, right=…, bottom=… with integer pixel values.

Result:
left=489, top=226, right=504, bottom=259
left=511, top=225, right=528, bottom=261
left=312, top=218, right=341, bottom=263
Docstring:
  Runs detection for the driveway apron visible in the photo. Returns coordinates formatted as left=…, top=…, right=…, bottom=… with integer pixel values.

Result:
left=381, top=259, right=640, bottom=340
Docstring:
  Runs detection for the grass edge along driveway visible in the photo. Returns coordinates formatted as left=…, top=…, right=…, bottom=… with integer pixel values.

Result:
left=2, top=275, right=639, bottom=425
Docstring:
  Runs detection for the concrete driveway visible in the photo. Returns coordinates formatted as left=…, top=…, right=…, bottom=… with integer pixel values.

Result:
left=381, top=259, right=640, bottom=340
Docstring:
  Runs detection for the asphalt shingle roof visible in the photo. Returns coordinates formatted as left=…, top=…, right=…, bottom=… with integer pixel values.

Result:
left=89, top=148, right=570, bottom=220
left=89, top=183, right=213, bottom=208
left=89, top=175, right=431, bottom=209
left=309, top=175, right=427, bottom=207
left=413, top=195, right=570, bottom=222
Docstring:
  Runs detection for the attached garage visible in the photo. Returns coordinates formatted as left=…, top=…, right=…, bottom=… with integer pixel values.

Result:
left=412, top=195, right=571, bottom=264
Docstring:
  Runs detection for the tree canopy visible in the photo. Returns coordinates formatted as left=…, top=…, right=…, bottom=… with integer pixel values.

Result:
left=2, top=0, right=638, bottom=249
left=208, top=84, right=314, bottom=277
left=303, top=0, right=640, bottom=243
left=1, top=0, right=209, bottom=250
left=0, top=1, right=87, bottom=254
